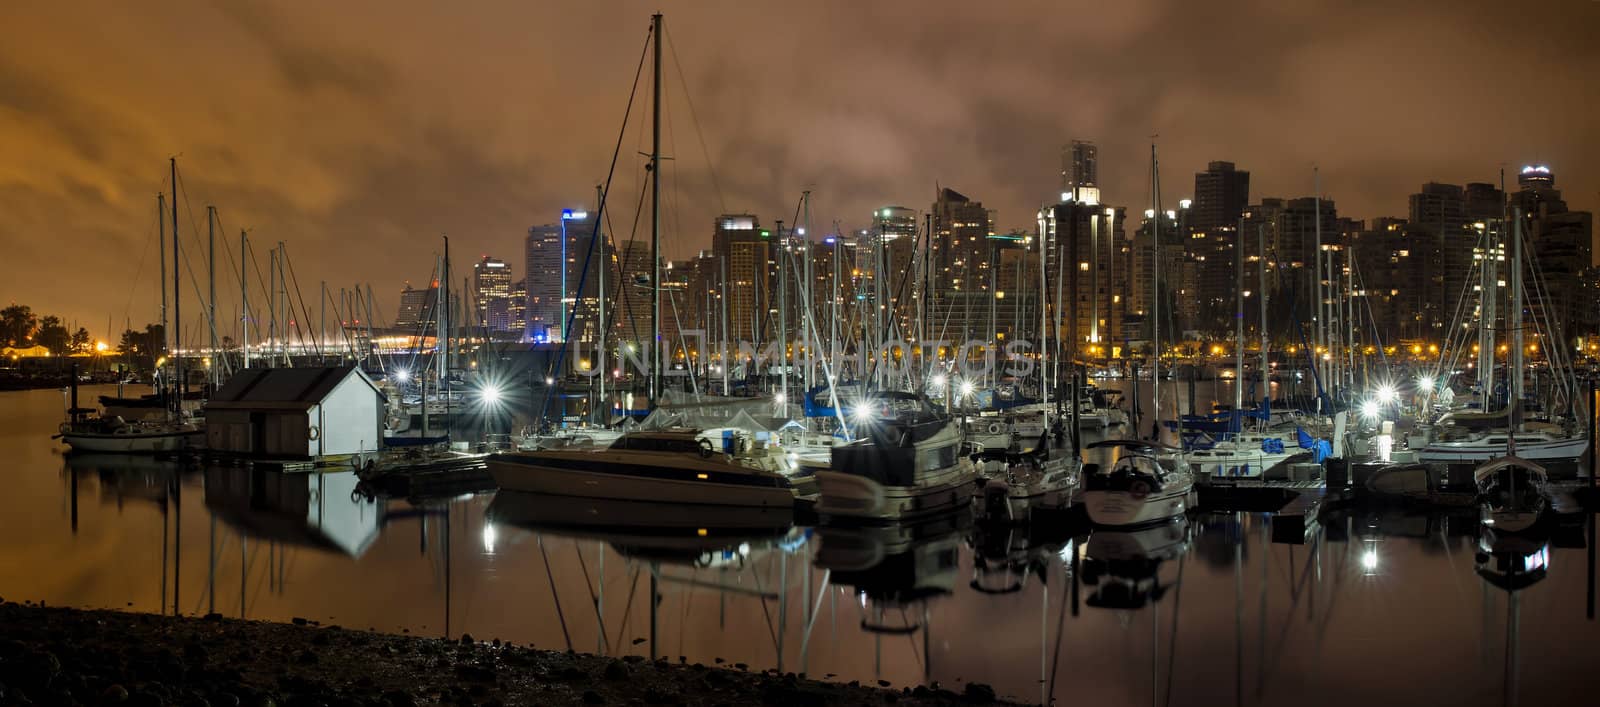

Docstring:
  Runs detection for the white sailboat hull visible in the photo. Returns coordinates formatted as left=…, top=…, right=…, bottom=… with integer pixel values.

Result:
left=1420, top=435, right=1588, bottom=463
left=815, top=464, right=977, bottom=522
left=60, top=428, right=204, bottom=454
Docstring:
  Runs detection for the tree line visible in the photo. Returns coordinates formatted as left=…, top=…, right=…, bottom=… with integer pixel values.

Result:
left=2, top=304, right=165, bottom=367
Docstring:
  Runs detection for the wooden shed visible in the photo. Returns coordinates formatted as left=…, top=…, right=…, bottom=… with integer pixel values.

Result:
left=205, top=366, right=385, bottom=464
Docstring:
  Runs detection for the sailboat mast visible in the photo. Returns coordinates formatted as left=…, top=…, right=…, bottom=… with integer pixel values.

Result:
left=208, top=206, right=217, bottom=388
left=1235, top=215, right=1245, bottom=418
left=240, top=230, right=249, bottom=370
left=1150, top=144, right=1162, bottom=435
left=778, top=219, right=788, bottom=410
left=171, top=157, right=184, bottom=405
left=648, top=12, right=663, bottom=406
left=158, top=193, right=169, bottom=384
left=1510, top=207, right=1524, bottom=429
left=595, top=184, right=606, bottom=421
left=1313, top=167, right=1324, bottom=410
left=1258, top=224, right=1268, bottom=411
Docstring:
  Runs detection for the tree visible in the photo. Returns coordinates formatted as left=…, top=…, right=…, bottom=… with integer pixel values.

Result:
left=1, top=304, right=37, bottom=346
left=35, top=315, right=70, bottom=355
left=70, top=327, right=92, bottom=354
left=117, top=324, right=166, bottom=369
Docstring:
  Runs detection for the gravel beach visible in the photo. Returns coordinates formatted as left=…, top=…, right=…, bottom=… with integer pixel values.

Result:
left=0, top=600, right=1014, bottom=706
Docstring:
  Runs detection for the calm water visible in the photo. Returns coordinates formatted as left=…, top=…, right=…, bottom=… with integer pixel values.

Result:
left=3, top=385, right=1597, bottom=706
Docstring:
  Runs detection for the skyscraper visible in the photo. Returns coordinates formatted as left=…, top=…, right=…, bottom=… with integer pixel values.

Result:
left=524, top=223, right=564, bottom=342
left=395, top=281, right=439, bottom=331
left=1060, top=140, right=1099, bottom=204
left=1409, top=183, right=1470, bottom=335
left=1190, top=161, right=1250, bottom=233
left=471, top=256, right=512, bottom=333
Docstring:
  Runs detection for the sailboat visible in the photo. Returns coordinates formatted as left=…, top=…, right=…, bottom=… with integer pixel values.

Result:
left=60, top=164, right=204, bottom=454
left=1421, top=206, right=1588, bottom=462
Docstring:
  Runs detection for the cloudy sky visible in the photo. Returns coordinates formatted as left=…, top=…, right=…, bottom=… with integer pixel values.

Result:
left=3, top=0, right=1596, bottom=339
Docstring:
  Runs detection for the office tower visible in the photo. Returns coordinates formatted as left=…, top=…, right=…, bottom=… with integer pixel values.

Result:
left=524, top=223, right=564, bottom=342
left=1409, top=183, right=1471, bottom=336
left=1040, top=200, right=1128, bottom=349
left=508, top=280, right=527, bottom=335
left=1513, top=166, right=1592, bottom=343
left=1190, top=162, right=1250, bottom=233
left=929, top=188, right=996, bottom=342
left=712, top=214, right=770, bottom=344
left=471, top=256, right=512, bottom=333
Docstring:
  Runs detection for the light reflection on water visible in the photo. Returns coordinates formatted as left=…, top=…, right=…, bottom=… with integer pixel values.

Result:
left=1, top=386, right=1596, bottom=706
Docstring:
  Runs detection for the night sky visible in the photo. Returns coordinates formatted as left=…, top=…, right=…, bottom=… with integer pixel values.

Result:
left=4, top=0, right=1597, bottom=337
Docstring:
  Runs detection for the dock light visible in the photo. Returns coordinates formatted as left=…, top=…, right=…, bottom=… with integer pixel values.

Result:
left=931, top=374, right=948, bottom=390
left=1418, top=377, right=1435, bottom=392
left=1376, top=384, right=1397, bottom=405
left=959, top=379, right=976, bottom=399
left=481, top=384, right=503, bottom=405
left=851, top=404, right=874, bottom=423
left=1360, top=399, right=1380, bottom=421
left=481, top=524, right=497, bottom=554
left=775, top=393, right=786, bottom=404
left=394, top=369, right=410, bottom=383
left=95, top=341, right=108, bottom=352
left=1362, top=549, right=1379, bottom=572
left=544, top=377, right=555, bottom=385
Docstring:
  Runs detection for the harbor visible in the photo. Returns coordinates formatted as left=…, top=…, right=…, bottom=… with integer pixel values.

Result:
left=6, top=3, right=1600, bottom=705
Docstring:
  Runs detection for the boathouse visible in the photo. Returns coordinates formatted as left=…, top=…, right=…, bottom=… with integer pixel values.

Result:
left=205, top=366, right=385, bottom=463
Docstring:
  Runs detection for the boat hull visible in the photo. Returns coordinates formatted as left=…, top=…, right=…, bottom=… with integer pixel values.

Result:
left=61, top=429, right=204, bottom=454
left=487, top=454, right=798, bottom=508
left=1419, top=436, right=1588, bottom=463
left=815, top=464, right=977, bottom=523
left=1080, top=478, right=1193, bottom=528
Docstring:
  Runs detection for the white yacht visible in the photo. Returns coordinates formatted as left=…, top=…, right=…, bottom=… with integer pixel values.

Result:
left=487, top=427, right=816, bottom=508
left=1473, top=456, right=1548, bottom=533
left=974, top=452, right=1078, bottom=524
left=1079, top=440, right=1194, bottom=527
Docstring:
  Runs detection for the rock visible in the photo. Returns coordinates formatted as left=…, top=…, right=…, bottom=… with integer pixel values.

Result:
left=211, top=693, right=241, bottom=707
left=290, top=617, right=308, bottom=626
left=459, top=634, right=474, bottom=645
left=101, top=684, right=131, bottom=702
left=877, top=680, right=891, bottom=687
left=128, top=690, right=164, bottom=707
left=963, top=682, right=997, bottom=703
left=602, top=661, right=629, bottom=681
left=582, top=690, right=604, bottom=704
left=203, top=613, right=223, bottom=621
left=642, top=688, right=676, bottom=704
left=734, top=663, right=748, bottom=671
left=630, top=638, right=646, bottom=646
left=380, top=690, right=414, bottom=707
left=454, top=663, right=496, bottom=682
left=295, top=649, right=319, bottom=665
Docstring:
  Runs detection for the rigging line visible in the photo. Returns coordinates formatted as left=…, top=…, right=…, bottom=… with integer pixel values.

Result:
left=120, top=206, right=161, bottom=333
left=537, top=535, right=574, bottom=652
left=664, top=26, right=726, bottom=214
left=280, top=245, right=324, bottom=358
left=536, top=21, right=652, bottom=421
left=572, top=539, right=611, bottom=655
left=610, top=566, right=642, bottom=654
left=610, top=169, right=652, bottom=346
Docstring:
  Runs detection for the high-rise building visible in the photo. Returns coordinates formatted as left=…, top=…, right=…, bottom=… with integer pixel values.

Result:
left=1512, top=165, right=1592, bottom=344
left=1409, top=183, right=1471, bottom=335
left=1190, top=162, right=1250, bottom=233
left=559, top=209, right=606, bottom=344
left=713, top=214, right=770, bottom=344
left=1060, top=140, right=1099, bottom=205
left=1039, top=200, right=1128, bottom=349
left=929, top=188, right=995, bottom=342
left=471, top=256, right=512, bottom=333
left=524, top=223, right=564, bottom=342
left=395, top=281, right=439, bottom=331
left=508, top=280, right=527, bottom=335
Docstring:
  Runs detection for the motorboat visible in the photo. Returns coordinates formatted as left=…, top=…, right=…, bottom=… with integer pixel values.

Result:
left=1079, top=440, right=1194, bottom=527
left=815, top=392, right=978, bottom=523
left=1473, top=455, right=1548, bottom=534
left=487, top=427, right=817, bottom=508
left=1419, top=426, right=1588, bottom=463
left=974, top=445, right=1078, bottom=525
left=963, top=413, right=1013, bottom=455
left=516, top=424, right=625, bottom=451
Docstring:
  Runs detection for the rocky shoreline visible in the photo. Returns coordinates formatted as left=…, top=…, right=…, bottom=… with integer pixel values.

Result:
left=0, top=600, right=1014, bottom=706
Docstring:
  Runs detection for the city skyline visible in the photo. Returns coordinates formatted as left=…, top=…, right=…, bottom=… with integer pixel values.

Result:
left=4, top=0, right=1597, bottom=333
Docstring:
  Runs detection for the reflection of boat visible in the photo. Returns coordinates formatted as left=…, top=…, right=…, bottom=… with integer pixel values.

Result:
left=486, top=489, right=793, bottom=540
left=487, top=428, right=815, bottom=508
left=813, top=512, right=966, bottom=633
left=1474, top=526, right=1549, bottom=592
left=1079, top=440, right=1194, bottom=527
left=968, top=521, right=1070, bottom=595
left=64, top=454, right=189, bottom=505
left=1473, top=456, right=1548, bottom=533
left=816, top=393, right=977, bottom=522
left=203, top=467, right=382, bottom=557
left=1081, top=516, right=1191, bottom=609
